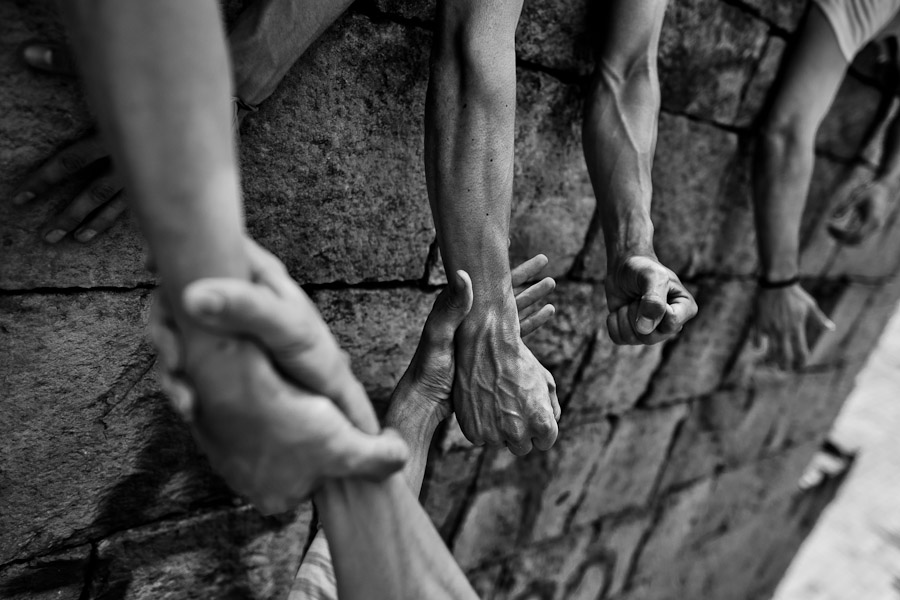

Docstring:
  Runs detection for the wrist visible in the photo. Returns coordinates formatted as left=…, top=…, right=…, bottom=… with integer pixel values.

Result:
left=387, top=378, right=445, bottom=439
left=604, top=209, right=656, bottom=271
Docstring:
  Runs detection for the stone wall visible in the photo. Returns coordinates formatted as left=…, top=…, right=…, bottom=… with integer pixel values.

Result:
left=1, top=0, right=897, bottom=598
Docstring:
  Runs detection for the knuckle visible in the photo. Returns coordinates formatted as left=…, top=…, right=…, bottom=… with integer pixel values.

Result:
left=89, top=180, right=118, bottom=203
left=57, top=149, right=91, bottom=174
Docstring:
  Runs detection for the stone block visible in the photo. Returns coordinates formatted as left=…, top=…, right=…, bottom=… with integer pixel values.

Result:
left=240, top=13, right=434, bottom=285
left=0, top=545, right=90, bottom=600
left=88, top=506, right=312, bottom=599
left=452, top=485, right=527, bottom=570
left=735, top=35, right=786, bottom=128
left=816, top=74, right=885, bottom=162
left=516, top=0, right=592, bottom=74
left=572, top=405, right=688, bottom=526
left=645, top=280, right=755, bottom=405
left=531, top=421, right=613, bottom=541
left=597, top=512, right=654, bottom=598
left=309, top=286, right=437, bottom=403
left=512, top=69, right=595, bottom=279
left=523, top=282, right=603, bottom=399
left=733, top=0, right=806, bottom=32
left=658, top=0, right=768, bottom=125
left=0, top=2, right=150, bottom=289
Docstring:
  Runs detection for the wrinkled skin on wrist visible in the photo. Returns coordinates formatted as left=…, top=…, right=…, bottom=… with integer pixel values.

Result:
left=452, top=302, right=559, bottom=455
left=754, top=284, right=834, bottom=371
left=605, top=254, right=698, bottom=345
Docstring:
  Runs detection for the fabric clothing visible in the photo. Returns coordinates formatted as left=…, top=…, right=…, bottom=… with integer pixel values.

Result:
left=813, top=0, right=900, bottom=61
left=288, top=532, right=337, bottom=600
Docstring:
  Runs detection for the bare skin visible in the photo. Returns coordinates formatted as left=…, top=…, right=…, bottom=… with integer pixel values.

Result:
left=59, top=0, right=403, bottom=513
left=13, top=0, right=353, bottom=243
left=752, top=4, right=853, bottom=369
left=583, top=0, right=698, bottom=346
left=151, top=254, right=556, bottom=599
left=426, top=0, right=559, bottom=454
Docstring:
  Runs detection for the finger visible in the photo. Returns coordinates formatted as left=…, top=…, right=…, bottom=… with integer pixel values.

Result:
left=511, top=254, right=549, bottom=288
left=19, top=42, right=77, bottom=75
left=422, top=270, right=474, bottom=347
left=616, top=307, right=641, bottom=345
left=242, top=238, right=297, bottom=298
left=42, top=170, right=123, bottom=241
left=635, top=272, right=670, bottom=335
left=515, top=276, right=555, bottom=314
left=506, top=439, right=535, bottom=456
left=531, top=413, right=559, bottom=452
left=74, top=194, right=128, bottom=242
left=159, top=371, right=196, bottom=423
left=607, top=312, right=624, bottom=345
left=520, top=304, right=555, bottom=337
left=11, top=136, right=108, bottom=205
left=657, top=293, right=699, bottom=335
left=793, top=323, right=809, bottom=370
left=808, top=301, right=836, bottom=332
left=778, top=332, right=794, bottom=371
left=330, top=427, right=409, bottom=480
left=548, top=373, right=561, bottom=421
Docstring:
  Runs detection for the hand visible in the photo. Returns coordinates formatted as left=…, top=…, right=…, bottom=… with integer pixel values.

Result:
left=392, top=254, right=557, bottom=426
left=605, top=255, right=698, bottom=345
left=452, top=257, right=560, bottom=455
left=754, top=284, right=836, bottom=370
left=827, top=180, right=891, bottom=245
left=149, top=240, right=407, bottom=513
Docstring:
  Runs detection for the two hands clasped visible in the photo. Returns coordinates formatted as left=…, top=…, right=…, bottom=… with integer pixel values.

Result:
left=148, top=239, right=559, bottom=513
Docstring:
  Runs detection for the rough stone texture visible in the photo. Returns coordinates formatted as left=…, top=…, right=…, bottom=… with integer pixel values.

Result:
left=3, top=1, right=898, bottom=598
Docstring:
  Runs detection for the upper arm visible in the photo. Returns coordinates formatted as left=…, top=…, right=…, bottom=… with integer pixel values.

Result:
left=762, top=4, right=849, bottom=139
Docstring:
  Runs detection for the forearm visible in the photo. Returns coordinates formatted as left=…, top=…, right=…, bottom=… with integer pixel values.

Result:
left=315, top=474, right=477, bottom=600
left=229, top=0, right=353, bottom=106
left=753, top=126, right=815, bottom=280
left=385, top=381, right=443, bottom=496
left=876, top=105, right=900, bottom=188
left=583, top=61, right=659, bottom=271
left=425, top=19, right=518, bottom=319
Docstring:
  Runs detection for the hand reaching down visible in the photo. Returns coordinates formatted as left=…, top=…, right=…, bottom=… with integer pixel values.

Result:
left=452, top=256, right=560, bottom=456
left=754, top=284, right=835, bottom=371
left=605, top=255, right=698, bottom=345
left=827, top=180, right=891, bottom=245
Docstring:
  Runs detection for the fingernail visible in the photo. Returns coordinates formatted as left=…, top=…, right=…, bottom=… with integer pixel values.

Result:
left=12, top=191, right=34, bottom=205
left=636, top=316, right=655, bottom=334
left=454, top=270, right=466, bottom=289
left=23, top=45, right=52, bottom=67
left=186, top=288, right=225, bottom=316
left=44, top=229, right=66, bottom=244
left=75, top=229, right=97, bottom=243
left=825, top=320, right=837, bottom=332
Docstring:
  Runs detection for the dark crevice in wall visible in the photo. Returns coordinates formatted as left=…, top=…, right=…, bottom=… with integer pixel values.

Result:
left=77, top=543, right=99, bottom=600
left=0, top=283, right=155, bottom=296
left=352, top=0, right=433, bottom=31
left=515, top=57, right=585, bottom=87
left=444, top=449, right=489, bottom=550
left=719, top=0, right=792, bottom=37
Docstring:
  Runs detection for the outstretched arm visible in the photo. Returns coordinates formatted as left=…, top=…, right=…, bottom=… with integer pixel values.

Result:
left=584, top=0, right=697, bottom=345
left=753, top=4, right=843, bottom=368
left=425, top=0, right=559, bottom=454
left=828, top=98, right=900, bottom=244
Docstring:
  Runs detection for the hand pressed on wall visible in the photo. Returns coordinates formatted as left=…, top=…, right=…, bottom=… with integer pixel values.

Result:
left=149, top=239, right=408, bottom=514
left=754, top=284, right=835, bottom=371
left=604, top=255, right=698, bottom=345
left=827, top=180, right=891, bottom=245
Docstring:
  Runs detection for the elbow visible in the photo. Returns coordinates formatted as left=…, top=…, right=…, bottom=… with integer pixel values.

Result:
left=757, top=116, right=815, bottom=161
left=432, top=25, right=515, bottom=106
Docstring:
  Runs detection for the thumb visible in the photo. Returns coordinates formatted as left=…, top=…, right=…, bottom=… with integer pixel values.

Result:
left=330, top=427, right=410, bottom=481
left=20, top=42, right=77, bottom=75
left=635, top=275, right=669, bottom=335
left=422, top=270, right=473, bottom=346
left=808, top=300, right=836, bottom=332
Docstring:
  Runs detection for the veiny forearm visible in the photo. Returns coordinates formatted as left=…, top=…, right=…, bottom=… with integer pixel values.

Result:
left=425, top=17, right=518, bottom=317
left=753, top=126, right=814, bottom=280
left=229, top=0, right=353, bottom=106
left=315, top=474, right=478, bottom=600
left=583, top=62, right=658, bottom=270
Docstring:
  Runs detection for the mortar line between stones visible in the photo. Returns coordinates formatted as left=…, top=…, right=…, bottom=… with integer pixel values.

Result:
left=445, top=449, right=489, bottom=552
left=77, top=542, right=99, bottom=600
left=719, top=0, right=791, bottom=36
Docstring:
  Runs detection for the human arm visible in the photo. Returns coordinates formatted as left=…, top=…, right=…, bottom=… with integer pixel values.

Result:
left=13, top=0, right=350, bottom=242
left=60, top=0, right=395, bottom=512
left=752, top=4, right=843, bottom=368
left=425, top=0, right=558, bottom=454
left=828, top=100, right=900, bottom=244
left=583, top=0, right=697, bottom=345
